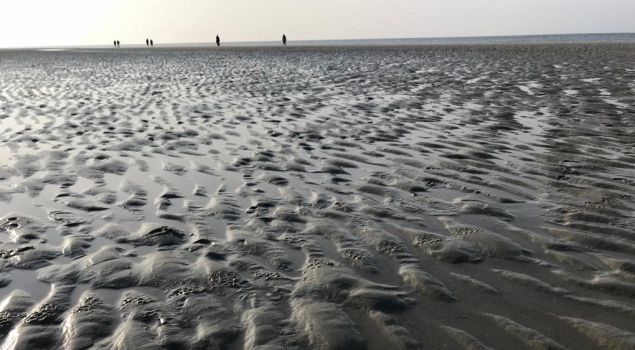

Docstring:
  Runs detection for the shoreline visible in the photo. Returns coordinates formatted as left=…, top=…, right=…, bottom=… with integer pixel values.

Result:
left=2, top=32, right=635, bottom=51
left=0, top=44, right=633, bottom=349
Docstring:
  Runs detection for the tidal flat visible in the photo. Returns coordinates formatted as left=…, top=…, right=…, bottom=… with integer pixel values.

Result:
left=0, top=44, right=633, bottom=349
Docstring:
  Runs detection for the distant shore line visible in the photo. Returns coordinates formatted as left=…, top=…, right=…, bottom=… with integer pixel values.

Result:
left=2, top=32, right=635, bottom=50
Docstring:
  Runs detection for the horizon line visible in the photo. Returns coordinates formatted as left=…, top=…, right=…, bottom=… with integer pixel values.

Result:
left=1, top=31, right=634, bottom=50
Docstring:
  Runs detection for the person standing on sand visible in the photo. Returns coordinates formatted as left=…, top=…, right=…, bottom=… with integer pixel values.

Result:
left=150, top=39, right=154, bottom=47
left=146, top=38, right=149, bottom=46
left=114, top=40, right=117, bottom=48
left=117, top=40, right=120, bottom=48
left=216, top=35, right=221, bottom=47
left=283, top=34, right=287, bottom=46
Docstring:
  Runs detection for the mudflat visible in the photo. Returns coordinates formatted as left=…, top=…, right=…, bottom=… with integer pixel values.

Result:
left=0, top=44, right=633, bottom=349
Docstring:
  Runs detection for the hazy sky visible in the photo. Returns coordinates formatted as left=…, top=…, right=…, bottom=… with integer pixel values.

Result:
left=0, top=0, right=634, bottom=48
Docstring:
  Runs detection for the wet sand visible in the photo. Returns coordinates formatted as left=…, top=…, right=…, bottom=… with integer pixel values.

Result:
left=0, top=44, right=634, bottom=349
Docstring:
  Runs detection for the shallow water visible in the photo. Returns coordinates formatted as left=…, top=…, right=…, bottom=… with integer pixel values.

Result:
left=0, top=44, right=633, bottom=349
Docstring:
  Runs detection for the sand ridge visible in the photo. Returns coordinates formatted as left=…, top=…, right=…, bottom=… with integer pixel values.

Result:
left=0, top=45, right=633, bottom=349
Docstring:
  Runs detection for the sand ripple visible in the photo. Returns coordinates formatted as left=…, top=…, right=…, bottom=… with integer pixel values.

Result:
left=0, top=45, right=634, bottom=349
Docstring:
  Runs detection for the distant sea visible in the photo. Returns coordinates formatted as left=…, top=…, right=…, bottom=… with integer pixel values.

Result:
left=7, top=32, right=635, bottom=51
left=214, top=33, right=635, bottom=47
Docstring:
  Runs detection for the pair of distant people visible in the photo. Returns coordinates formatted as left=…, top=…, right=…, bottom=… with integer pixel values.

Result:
left=113, top=40, right=120, bottom=48
left=214, top=34, right=288, bottom=47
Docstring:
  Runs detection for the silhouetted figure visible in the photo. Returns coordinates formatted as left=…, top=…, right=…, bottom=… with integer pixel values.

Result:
left=150, top=39, right=154, bottom=47
left=114, top=40, right=117, bottom=48
left=117, top=40, right=120, bottom=48
left=216, top=35, right=220, bottom=47
left=146, top=38, right=149, bottom=46
left=283, top=34, right=287, bottom=46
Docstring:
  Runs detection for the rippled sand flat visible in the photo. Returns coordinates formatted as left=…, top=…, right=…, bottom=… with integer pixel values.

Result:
left=0, top=45, right=634, bottom=349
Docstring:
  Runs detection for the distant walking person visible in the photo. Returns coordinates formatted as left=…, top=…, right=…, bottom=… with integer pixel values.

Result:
left=117, top=40, right=120, bottom=48
left=150, top=39, right=154, bottom=47
left=114, top=40, right=117, bottom=48
left=216, top=35, right=221, bottom=47
left=146, top=38, right=149, bottom=46
left=282, top=34, right=287, bottom=46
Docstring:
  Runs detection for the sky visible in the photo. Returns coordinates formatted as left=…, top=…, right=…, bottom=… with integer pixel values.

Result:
left=0, top=0, right=634, bottom=48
